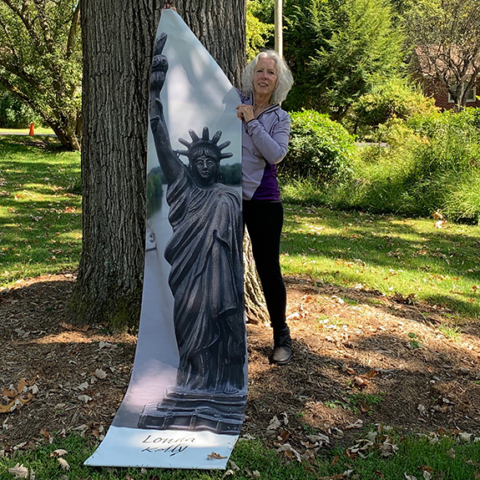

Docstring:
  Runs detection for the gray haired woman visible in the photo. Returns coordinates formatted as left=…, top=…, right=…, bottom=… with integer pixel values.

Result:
left=236, top=50, right=294, bottom=365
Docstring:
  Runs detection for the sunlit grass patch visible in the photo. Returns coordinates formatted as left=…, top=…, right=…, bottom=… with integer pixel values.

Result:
left=436, top=324, right=462, bottom=343
left=281, top=206, right=480, bottom=318
left=0, top=137, right=81, bottom=287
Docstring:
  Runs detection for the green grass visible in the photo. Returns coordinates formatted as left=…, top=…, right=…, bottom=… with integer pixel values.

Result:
left=436, top=323, right=462, bottom=342
left=281, top=204, right=480, bottom=318
left=1, top=433, right=480, bottom=479
left=2, top=136, right=480, bottom=321
left=2, top=138, right=480, bottom=478
left=0, top=127, right=55, bottom=135
left=0, top=137, right=81, bottom=287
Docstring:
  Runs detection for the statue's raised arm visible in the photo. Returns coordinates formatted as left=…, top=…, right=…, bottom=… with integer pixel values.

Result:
left=149, top=33, right=182, bottom=184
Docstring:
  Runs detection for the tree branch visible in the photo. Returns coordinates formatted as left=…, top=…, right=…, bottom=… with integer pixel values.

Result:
left=32, top=0, right=55, bottom=55
left=0, top=59, right=45, bottom=90
left=1, top=0, right=43, bottom=48
left=66, top=1, right=80, bottom=58
left=0, top=16, right=20, bottom=61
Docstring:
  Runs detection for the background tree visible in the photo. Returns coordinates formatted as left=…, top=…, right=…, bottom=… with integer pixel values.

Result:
left=0, top=85, right=43, bottom=128
left=246, top=0, right=274, bottom=61
left=282, top=0, right=404, bottom=118
left=72, top=1, right=249, bottom=329
left=0, top=0, right=81, bottom=150
left=405, top=0, right=480, bottom=110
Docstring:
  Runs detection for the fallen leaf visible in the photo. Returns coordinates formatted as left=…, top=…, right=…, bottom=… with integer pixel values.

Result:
left=8, top=464, right=29, bottom=478
left=379, top=441, right=398, bottom=457
left=306, top=433, right=330, bottom=445
left=50, top=449, right=67, bottom=457
left=276, top=443, right=302, bottom=462
left=266, top=415, right=281, bottom=435
left=447, top=448, right=455, bottom=459
left=0, top=399, right=18, bottom=413
left=207, top=452, right=227, bottom=460
left=459, top=432, right=472, bottom=442
left=58, top=458, right=70, bottom=471
left=2, top=388, right=17, bottom=399
left=404, top=474, right=418, bottom=480
left=61, top=322, right=89, bottom=332
left=94, top=369, right=107, bottom=380
left=345, top=419, right=364, bottom=430
left=77, top=395, right=92, bottom=404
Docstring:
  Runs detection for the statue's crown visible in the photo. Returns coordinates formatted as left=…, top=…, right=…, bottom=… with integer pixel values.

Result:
left=177, top=127, right=233, bottom=163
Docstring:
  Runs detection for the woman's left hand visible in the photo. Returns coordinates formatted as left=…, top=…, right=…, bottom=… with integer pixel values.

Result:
left=236, top=104, right=255, bottom=123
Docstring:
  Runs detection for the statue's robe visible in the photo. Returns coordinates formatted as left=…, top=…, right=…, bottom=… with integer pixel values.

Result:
left=165, top=164, right=245, bottom=392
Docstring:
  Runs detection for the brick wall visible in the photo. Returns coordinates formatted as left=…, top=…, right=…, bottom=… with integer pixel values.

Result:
left=422, top=79, right=480, bottom=110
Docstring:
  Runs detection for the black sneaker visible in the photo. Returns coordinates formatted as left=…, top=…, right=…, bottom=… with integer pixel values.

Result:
left=271, top=326, right=292, bottom=365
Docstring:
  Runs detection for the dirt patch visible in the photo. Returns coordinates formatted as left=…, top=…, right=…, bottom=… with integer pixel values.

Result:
left=1, top=274, right=480, bottom=455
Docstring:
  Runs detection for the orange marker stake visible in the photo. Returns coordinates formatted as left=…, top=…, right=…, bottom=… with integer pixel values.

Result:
left=29, top=123, right=34, bottom=136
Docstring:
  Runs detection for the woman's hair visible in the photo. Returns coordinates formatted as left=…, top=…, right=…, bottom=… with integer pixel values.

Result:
left=241, top=50, right=294, bottom=105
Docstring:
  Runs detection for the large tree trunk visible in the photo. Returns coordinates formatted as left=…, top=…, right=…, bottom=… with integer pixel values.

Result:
left=244, top=234, right=269, bottom=325
left=72, top=1, right=268, bottom=329
left=175, top=1, right=245, bottom=85
left=71, top=0, right=160, bottom=329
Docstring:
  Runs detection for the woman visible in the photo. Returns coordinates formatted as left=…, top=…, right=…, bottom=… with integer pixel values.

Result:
left=236, top=51, right=294, bottom=365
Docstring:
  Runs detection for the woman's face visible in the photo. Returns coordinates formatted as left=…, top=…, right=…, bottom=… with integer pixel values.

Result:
left=252, top=57, right=278, bottom=101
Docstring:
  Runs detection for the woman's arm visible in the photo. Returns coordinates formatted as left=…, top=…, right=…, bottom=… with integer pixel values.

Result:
left=244, top=113, right=290, bottom=165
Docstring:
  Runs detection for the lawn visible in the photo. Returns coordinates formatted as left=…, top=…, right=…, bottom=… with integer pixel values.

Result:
left=0, top=136, right=81, bottom=287
left=281, top=204, right=480, bottom=319
left=0, top=127, right=55, bottom=135
left=1, top=137, right=480, bottom=479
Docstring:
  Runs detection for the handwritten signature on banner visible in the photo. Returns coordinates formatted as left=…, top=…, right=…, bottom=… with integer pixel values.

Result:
left=141, top=434, right=196, bottom=456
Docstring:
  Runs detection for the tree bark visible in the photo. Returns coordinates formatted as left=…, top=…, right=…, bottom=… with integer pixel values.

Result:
left=175, top=1, right=245, bottom=85
left=243, top=233, right=270, bottom=325
left=73, top=1, right=270, bottom=329
left=72, top=0, right=161, bottom=328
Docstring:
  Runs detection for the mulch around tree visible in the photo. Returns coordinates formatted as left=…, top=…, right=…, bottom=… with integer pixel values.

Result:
left=1, top=274, right=480, bottom=457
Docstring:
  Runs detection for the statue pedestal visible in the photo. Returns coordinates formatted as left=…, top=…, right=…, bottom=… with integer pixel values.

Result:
left=138, top=388, right=247, bottom=435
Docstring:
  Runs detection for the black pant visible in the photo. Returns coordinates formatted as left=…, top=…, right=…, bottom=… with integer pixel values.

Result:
left=243, top=200, right=287, bottom=332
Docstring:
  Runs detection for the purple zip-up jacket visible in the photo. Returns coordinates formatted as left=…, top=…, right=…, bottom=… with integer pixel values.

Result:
left=238, top=90, right=291, bottom=201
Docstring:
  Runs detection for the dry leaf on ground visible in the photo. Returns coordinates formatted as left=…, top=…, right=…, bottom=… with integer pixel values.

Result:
left=8, top=464, right=29, bottom=479
left=207, top=452, right=227, bottom=460
left=57, top=458, right=70, bottom=470
left=50, top=449, right=67, bottom=457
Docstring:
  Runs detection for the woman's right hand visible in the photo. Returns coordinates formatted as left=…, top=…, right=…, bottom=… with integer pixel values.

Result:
left=236, top=104, right=255, bottom=123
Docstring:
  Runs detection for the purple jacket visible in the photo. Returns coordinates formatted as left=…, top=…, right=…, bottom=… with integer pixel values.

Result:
left=238, top=91, right=291, bottom=201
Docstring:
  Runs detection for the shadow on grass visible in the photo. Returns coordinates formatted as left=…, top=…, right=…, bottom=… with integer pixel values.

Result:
left=282, top=207, right=480, bottom=318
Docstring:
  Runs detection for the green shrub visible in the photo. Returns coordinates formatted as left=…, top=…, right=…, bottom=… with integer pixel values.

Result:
left=284, top=108, right=480, bottom=221
left=280, top=110, right=356, bottom=185
left=443, top=170, right=480, bottom=223
left=352, top=79, right=437, bottom=130
left=0, top=89, right=44, bottom=128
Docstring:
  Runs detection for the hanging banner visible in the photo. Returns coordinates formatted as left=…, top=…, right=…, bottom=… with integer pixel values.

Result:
left=85, top=9, right=246, bottom=470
